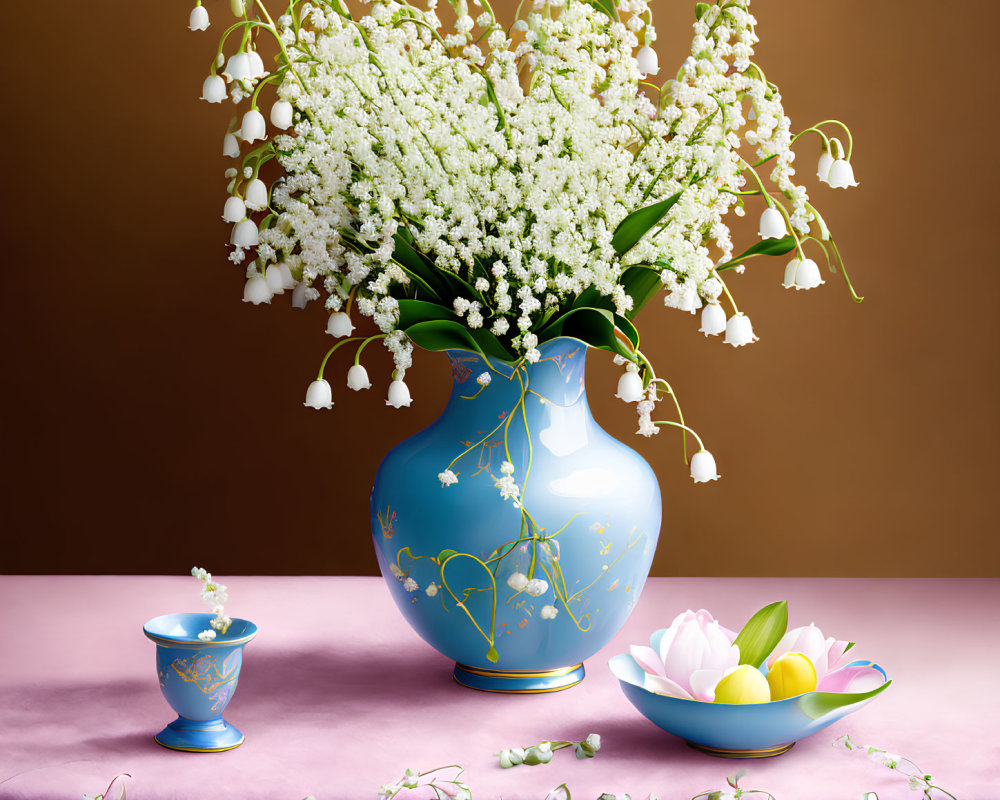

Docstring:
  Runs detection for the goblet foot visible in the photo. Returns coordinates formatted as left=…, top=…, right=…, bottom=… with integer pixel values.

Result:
left=154, top=715, right=245, bottom=752
left=453, top=662, right=585, bottom=693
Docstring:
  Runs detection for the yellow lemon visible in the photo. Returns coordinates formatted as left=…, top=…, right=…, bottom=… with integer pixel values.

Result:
left=713, top=665, right=771, bottom=704
left=766, top=652, right=818, bottom=700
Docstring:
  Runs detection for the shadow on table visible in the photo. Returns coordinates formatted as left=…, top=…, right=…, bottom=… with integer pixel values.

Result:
left=595, top=717, right=713, bottom=765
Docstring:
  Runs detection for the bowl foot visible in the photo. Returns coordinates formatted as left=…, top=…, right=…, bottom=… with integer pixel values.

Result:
left=453, top=662, right=584, bottom=693
left=154, top=716, right=245, bottom=752
left=686, top=741, right=795, bottom=759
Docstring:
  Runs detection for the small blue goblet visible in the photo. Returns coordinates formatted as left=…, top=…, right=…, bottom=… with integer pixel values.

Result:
left=143, top=612, right=257, bottom=752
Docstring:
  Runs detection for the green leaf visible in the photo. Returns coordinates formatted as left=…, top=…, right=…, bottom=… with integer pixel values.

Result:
left=716, top=236, right=797, bottom=271
left=695, top=2, right=711, bottom=19
left=611, top=192, right=682, bottom=257
left=486, top=646, right=499, bottom=663
left=538, top=307, right=635, bottom=358
left=392, top=233, right=447, bottom=300
left=798, top=680, right=892, bottom=720
left=733, top=600, right=788, bottom=669
left=437, top=549, right=457, bottom=563
left=583, top=0, right=617, bottom=20
left=397, top=299, right=459, bottom=329
left=402, top=319, right=487, bottom=356
left=620, top=265, right=662, bottom=320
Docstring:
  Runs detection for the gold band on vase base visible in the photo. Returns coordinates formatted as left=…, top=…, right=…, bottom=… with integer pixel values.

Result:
left=686, top=741, right=795, bottom=759
left=453, top=662, right=585, bottom=693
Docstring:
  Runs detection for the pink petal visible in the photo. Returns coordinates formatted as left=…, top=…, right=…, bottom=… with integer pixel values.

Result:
left=689, top=669, right=724, bottom=702
left=826, top=638, right=851, bottom=672
left=643, top=672, right=695, bottom=700
left=817, top=663, right=885, bottom=693
left=630, top=645, right=665, bottom=677
left=662, top=622, right=706, bottom=694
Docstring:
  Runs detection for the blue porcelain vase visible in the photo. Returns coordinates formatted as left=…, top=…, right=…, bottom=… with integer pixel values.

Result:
left=143, top=612, right=257, bottom=752
left=371, top=338, right=661, bottom=692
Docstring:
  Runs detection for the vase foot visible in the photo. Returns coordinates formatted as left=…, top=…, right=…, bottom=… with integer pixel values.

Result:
left=154, top=716, right=245, bottom=752
left=685, top=741, right=795, bottom=759
left=453, top=662, right=585, bottom=693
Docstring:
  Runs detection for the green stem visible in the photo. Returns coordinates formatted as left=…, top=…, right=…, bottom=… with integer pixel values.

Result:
left=653, top=420, right=705, bottom=451
left=317, top=336, right=365, bottom=379
left=814, top=119, right=854, bottom=159
left=353, top=334, right=386, bottom=366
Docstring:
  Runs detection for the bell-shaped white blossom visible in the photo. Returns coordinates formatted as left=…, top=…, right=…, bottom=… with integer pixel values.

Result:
left=690, top=450, right=720, bottom=483
left=635, top=46, right=659, bottom=76
left=222, top=195, right=245, bottom=222
left=724, top=313, right=758, bottom=347
left=242, top=275, right=272, bottom=305
left=230, top=0, right=245, bottom=16
left=264, top=264, right=286, bottom=294
left=827, top=159, right=859, bottom=189
left=347, top=364, right=372, bottom=391
left=246, top=49, right=267, bottom=79
left=188, top=4, right=209, bottom=30
left=277, top=263, right=295, bottom=290
left=615, top=371, right=645, bottom=403
left=222, top=132, right=240, bottom=158
left=816, top=150, right=834, bottom=184
left=240, top=109, right=266, bottom=144
left=200, top=75, right=226, bottom=103
left=699, top=303, right=727, bottom=337
left=793, top=258, right=824, bottom=290
left=326, top=312, right=355, bottom=338
left=524, top=578, right=549, bottom=597
left=231, top=219, right=258, bottom=248
left=270, top=100, right=293, bottom=130
left=224, top=52, right=252, bottom=82
left=244, top=178, right=268, bottom=211
left=304, top=379, right=333, bottom=409
left=386, top=379, right=413, bottom=408
left=758, top=207, right=786, bottom=239
left=291, top=282, right=309, bottom=309
left=507, top=572, right=529, bottom=592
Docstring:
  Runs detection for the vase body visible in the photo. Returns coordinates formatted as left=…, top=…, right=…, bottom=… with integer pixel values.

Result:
left=143, top=612, right=257, bottom=752
left=370, top=338, right=661, bottom=691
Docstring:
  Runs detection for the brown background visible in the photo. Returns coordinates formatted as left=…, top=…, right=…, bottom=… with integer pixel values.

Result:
left=1, top=0, right=997, bottom=577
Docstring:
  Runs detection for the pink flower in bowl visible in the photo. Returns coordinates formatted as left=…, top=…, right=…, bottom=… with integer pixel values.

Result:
left=767, top=623, right=885, bottom=694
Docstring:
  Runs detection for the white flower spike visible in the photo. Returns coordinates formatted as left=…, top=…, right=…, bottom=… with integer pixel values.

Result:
left=201, top=75, right=226, bottom=103
left=386, top=379, right=412, bottom=408
left=270, top=100, right=294, bottom=130
left=244, top=178, right=268, bottom=211
left=326, top=312, right=355, bottom=337
left=724, top=312, right=758, bottom=347
left=347, top=364, right=372, bottom=390
left=231, top=219, right=258, bottom=248
left=240, top=109, right=266, bottom=143
left=758, top=207, right=786, bottom=239
left=222, top=195, right=245, bottom=222
left=264, top=264, right=286, bottom=294
left=690, top=450, right=720, bottom=483
left=827, top=159, right=859, bottom=189
left=635, top=46, right=659, bottom=76
left=615, top=371, right=645, bottom=403
left=699, top=303, right=727, bottom=336
left=243, top=275, right=272, bottom=305
left=304, top=379, right=333, bottom=409
left=188, top=4, right=210, bottom=30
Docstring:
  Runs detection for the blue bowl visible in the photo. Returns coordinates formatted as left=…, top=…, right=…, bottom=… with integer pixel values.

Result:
left=143, top=612, right=257, bottom=752
left=609, top=653, right=890, bottom=758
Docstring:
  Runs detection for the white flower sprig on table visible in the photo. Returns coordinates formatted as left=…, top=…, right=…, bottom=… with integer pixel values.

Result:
left=83, top=773, right=130, bottom=800
left=834, top=735, right=959, bottom=800
left=376, top=765, right=471, bottom=800
left=190, top=566, right=233, bottom=640
left=496, top=734, right=600, bottom=768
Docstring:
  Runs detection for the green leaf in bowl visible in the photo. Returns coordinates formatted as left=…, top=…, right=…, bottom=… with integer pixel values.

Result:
left=733, top=600, right=788, bottom=669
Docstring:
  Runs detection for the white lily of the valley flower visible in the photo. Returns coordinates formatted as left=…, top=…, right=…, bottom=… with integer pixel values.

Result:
left=222, top=195, right=245, bottom=222
left=276, top=262, right=295, bottom=290
left=635, top=45, right=659, bottom=76
left=201, top=75, right=226, bottom=103
left=793, top=258, right=824, bottom=290
left=347, top=364, right=372, bottom=390
left=615, top=371, right=645, bottom=403
left=304, top=379, right=333, bottom=409
left=438, top=469, right=458, bottom=486
left=264, top=264, right=286, bottom=294
left=230, top=0, right=245, bottom=15
left=386, top=379, right=412, bottom=408
left=827, top=159, right=859, bottom=189
left=223, top=132, right=240, bottom=158
left=188, top=3, right=210, bottom=30
left=699, top=303, right=727, bottom=336
left=690, top=449, right=720, bottom=483
left=326, top=311, right=355, bottom=337
left=244, top=178, right=268, bottom=210
left=507, top=572, right=528, bottom=591
left=243, top=275, right=272, bottom=305
left=270, top=100, right=293, bottom=130
left=231, top=219, right=258, bottom=247
left=240, top=109, right=266, bottom=143
left=540, top=605, right=559, bottom=620
left=246, top=49, right=267, bottom=79
left=291, top=282, right=308, bottom=309
left=476, top=371, right=491, bottom=386
left=224, top=52, right=252, bottom=82
left=525, top=578, right=549, bottom=597
left=817, top=150, right=834, bottom=184
left=758, top=207, right=786, bottom=239
left=724, top=313, right=758, bottom=347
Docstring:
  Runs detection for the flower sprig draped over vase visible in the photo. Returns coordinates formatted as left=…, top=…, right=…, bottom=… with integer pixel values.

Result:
left=188, top=0, right=861, bottom=484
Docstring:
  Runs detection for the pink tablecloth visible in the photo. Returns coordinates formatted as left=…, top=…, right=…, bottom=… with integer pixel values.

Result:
left=0, top=576, right=995, bottom=799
